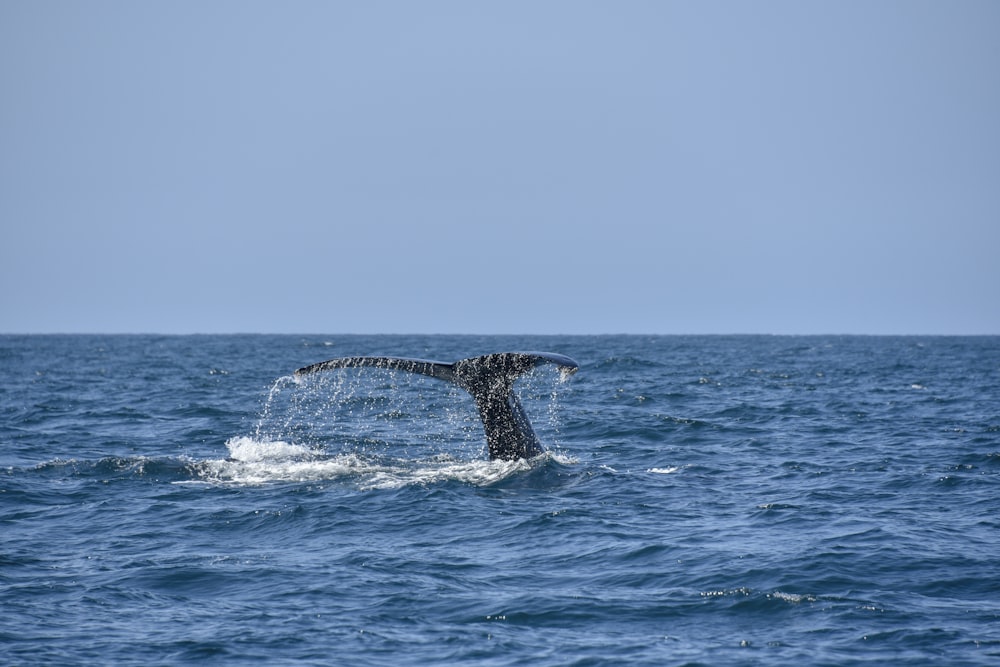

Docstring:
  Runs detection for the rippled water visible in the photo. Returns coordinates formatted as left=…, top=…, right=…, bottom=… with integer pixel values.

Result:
left=2, top=334, right=999, bottom=665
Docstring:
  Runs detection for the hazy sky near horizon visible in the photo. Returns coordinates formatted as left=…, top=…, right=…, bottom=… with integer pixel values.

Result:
left=2, top=1, right=998, bottom=335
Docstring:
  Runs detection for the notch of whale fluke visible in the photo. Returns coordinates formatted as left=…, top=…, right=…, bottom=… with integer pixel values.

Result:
left=294, top=352, right=578, bottom=461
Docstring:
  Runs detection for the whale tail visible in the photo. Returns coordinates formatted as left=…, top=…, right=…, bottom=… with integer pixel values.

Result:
left=294, top=352, right=578, bottom=460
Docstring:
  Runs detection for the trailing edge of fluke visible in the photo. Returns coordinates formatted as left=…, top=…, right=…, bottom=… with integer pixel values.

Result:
left=294, top=352, right=579, bottom=461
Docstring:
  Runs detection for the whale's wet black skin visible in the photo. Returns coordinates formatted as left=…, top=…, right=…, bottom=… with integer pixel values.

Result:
left=294, top=352, right=578, bottom=461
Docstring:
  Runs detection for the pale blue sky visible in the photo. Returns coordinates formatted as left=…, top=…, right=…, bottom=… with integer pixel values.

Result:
left=2, top=1, right=998, bottom=334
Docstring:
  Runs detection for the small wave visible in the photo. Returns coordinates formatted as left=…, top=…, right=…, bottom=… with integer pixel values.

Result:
left=701, top=588, right=817, bottom=607
left=768, top=591, right=817, bottom=604
left=17, top=455, right=193, bottom=483
left=756, top=503, right=800, bottom=511
left=648, top=466, right=682, bottom=475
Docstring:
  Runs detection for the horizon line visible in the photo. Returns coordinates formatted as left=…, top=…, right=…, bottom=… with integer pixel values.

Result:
left=2, top=331, right=997, bottom=337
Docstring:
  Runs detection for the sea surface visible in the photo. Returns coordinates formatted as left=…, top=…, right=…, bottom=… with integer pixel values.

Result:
left=2, top=334, right=999, bottom=665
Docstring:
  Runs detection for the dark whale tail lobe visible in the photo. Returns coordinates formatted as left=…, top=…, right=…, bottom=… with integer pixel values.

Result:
left=294, top=352, right=579, bottom=461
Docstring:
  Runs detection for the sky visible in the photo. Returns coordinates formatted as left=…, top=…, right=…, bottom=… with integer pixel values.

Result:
left=2, top=1, right=998, bottom=335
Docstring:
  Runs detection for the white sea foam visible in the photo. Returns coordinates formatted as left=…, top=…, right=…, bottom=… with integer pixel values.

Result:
left=648, top=466, right=682, bottom=475
left=356, top=455, right=532, bottom=491
left=188, top=435, right=556, bottom=489
left=769, top=591, right=817, bottom=604
left=224, top=436, right=314, bottom=462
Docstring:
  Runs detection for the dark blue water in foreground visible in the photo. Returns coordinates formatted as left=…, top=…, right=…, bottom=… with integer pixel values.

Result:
left=2, top=334, right=999, bottom=665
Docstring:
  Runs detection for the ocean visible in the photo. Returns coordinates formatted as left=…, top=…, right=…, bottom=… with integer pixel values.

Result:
left=2, top=334, right=998, bottom=665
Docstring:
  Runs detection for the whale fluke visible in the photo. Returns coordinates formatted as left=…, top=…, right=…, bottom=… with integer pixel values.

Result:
left=294, top=352, right=578, bottom=461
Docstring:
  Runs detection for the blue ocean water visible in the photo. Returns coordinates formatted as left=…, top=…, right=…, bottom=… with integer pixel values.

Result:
left=2, top=334, right=999, bottom=665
